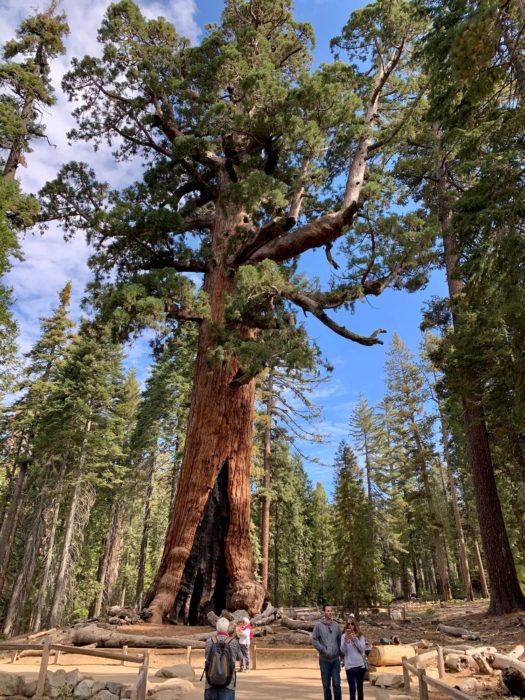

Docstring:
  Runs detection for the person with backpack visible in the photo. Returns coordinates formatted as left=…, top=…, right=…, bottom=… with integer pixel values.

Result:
left=204, top=617, right=240, bottom=699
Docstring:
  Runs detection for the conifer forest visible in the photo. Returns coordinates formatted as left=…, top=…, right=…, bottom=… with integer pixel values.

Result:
left=1, top=0, right=525, bottom=639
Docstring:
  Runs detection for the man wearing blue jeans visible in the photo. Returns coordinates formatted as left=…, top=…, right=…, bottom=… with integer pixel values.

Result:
left=312, top=604, right=342, bottom=700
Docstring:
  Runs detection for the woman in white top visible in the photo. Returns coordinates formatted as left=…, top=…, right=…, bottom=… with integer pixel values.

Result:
left=340, top=617, right=366, bottom=700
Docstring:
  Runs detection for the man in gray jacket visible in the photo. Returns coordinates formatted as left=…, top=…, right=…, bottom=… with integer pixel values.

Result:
left=312, top=604, right=342, bottom=700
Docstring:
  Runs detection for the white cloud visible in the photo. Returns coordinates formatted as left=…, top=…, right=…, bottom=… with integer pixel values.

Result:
left=3, top=0, right=199, bottom=369
left=144, top=0, right=200, bottom=41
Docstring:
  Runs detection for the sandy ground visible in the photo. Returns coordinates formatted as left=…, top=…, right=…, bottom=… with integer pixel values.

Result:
left=0, top=652, right=390, bottom=700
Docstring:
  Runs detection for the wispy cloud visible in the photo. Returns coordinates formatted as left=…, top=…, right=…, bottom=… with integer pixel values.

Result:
left=3, top=0, right=199, bottom=381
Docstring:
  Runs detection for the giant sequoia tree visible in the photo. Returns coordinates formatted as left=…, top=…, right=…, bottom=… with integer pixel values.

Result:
left=42, top=0, right=434, bottom=623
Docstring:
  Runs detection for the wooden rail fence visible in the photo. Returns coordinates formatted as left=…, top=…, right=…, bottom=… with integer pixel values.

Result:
left=0, top=642, right=149, bottom=700
left=401, top=648, right=473, bottom=700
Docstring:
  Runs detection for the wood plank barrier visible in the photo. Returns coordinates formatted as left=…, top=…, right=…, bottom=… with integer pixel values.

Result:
left=131, top=652, right=149, bottom=700
left=35, top=640, right=51, bottom=697
left=0, top=642, right=146, bottom=699
left=402, top=649, right=473, bottom=700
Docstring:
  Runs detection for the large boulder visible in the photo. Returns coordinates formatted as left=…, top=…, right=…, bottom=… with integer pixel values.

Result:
left=74, top=678, right=95, bottom=698
left=93, top=691, right=119, bottom=700
left=370, top=672, right=404, bottom=688
left=154, top=664, right=195, bottom=682
left=21, top=679, right=37, bottom=697
left=0, top=671, right=21, bottom=696
left=64, top=669, right=83, bottom=687
left=105, top=681, right=123, bottom=695
left=45, top=669, right=70, bottom=697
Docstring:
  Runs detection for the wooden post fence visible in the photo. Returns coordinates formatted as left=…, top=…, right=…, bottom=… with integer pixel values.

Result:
left=402, top=653, right=474, bottom=700
left=402, top=656, right=411, bottom=692
left=131, top=651, right=149, bottom=700
left=35, top=640, right=51, bottom=697
left=437, top=646, right=445, bottom=679
left=0, top=641, right=146, bottom=698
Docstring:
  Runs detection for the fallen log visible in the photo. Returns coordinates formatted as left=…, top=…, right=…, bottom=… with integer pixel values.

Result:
left=454, top=677, right=500, bottom=694
left=251, top=604, right=277, bottom=626
left=251, top=613, right=276, bottom=626
left=488, top=652, right=525, bottom=674
left=296, top=611, right=322, bottom=621
left=413, top=650, right=438, bottom=669
left=509, top=645, right=525, bottom=659
left=368, top=645, right=416, bottom=667
left=281, top=617, right=316, bottom=631
left=472, top=653, right=494, bottom=675
left=280, top=632, right=314, bottom=646
left=444, top=645, right=497, bottom=658
left=437, top=624, right=480, bottom=641
left=463, top=646, right=497, bottom=656
left=443, top=644, right=475, bottom=653
left=16, top=642, right=99, bottom=658
left=71, top=624, right=205, bottom=649
left=444, top=653, right=478, bottom=672
left=27, top=628, right=58, bottom=641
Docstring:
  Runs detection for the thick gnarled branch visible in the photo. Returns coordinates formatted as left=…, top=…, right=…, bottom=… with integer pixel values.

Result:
left=287, top=290, right=385, bottom=346
left=228, top=215, right=296, bottom=267
left=244, top=202, right=359, bottom=265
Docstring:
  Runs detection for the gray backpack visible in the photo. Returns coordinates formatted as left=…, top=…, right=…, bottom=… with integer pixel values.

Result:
left=205, top=635, right=234, bottom=688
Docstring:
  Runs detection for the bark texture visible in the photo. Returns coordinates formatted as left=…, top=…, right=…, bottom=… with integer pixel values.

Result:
left=462, top=395, right=525, bottom=614
left=260, top=370, right=273, bottom=593
left=144, top=207, right=265, bottom=623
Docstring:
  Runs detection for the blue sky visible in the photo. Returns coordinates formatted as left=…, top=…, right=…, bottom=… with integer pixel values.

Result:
left=3, top=0, right=447, bottom=494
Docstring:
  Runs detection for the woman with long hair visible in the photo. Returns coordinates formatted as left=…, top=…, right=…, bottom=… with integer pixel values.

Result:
left=340, top=617, right=366, bottom=700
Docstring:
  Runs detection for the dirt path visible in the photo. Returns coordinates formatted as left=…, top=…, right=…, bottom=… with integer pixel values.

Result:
left=186, top=667, right=385, bottom=700
left=0, top=654, right=387, bottom=700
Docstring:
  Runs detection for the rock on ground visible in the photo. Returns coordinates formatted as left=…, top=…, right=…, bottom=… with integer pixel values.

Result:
left=155, top=663, right=195, bottom=681
left=0, top=670, right=21, bottom=696
left=147, top=677, right=194, bottom=697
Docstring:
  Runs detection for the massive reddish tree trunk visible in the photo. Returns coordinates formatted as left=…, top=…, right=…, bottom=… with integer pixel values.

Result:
left=260, top=369, right=273, bottom=593
left=144, top=208, right=265, bottom=624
